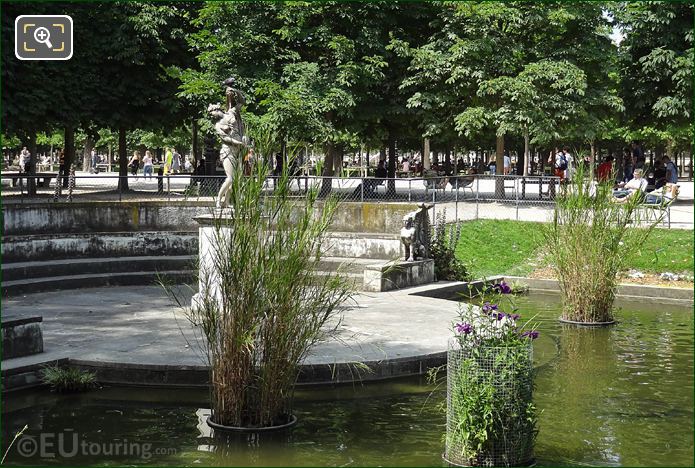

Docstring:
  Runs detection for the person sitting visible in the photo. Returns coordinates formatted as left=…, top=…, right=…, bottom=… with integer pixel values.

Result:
left=613, top=168, right=647, bottom=203
left=644, top=182, right=679, bottom=205
left=596, top=155, right=614, bottom=183
left=362, top=160, right=387, bottom=195
left=650, top=159, right=668, bottom=189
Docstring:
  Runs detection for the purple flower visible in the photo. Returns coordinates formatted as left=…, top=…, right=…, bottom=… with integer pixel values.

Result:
left=493, top=281, right=512, bottom=294
left=509, top=314, right=520, bottom=321
left=455, top=323, right=473, bottom=335
left=521, top=330, right=540, bottom=340
left=482, top=302, right=498, bottom=314
left=492, top=312, right=505, bottom=321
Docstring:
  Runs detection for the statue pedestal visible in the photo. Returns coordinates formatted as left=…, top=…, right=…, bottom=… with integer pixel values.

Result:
left=191, top=210, right=234, bottom=311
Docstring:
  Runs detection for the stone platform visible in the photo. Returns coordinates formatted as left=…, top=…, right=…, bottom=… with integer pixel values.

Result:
left=1, top=283, right=465, bottom=390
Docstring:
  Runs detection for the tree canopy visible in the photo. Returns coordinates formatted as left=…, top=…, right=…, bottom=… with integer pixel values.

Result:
left=2, top=1, right=692, bottom=180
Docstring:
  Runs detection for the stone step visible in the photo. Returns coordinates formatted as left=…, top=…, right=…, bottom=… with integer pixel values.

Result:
left=2, top=256, right=196, bottom=282
left=1, top=231, right=198, bottom=263
left=2, top=270, right=195, bottom=297
left=1, top=256, right=374, bottom=295
left=313, top=270, right=364, bottom=289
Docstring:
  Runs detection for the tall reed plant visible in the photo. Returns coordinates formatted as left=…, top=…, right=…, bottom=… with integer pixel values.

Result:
left=173, top=141, right=352, bottom=429
left=543, top=165, right=662, bottom=323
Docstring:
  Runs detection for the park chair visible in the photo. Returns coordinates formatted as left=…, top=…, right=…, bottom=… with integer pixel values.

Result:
left=450, top=175, right=475, bottom=199
left=423, top=169, right=448, bottom=194
left=639, top=184, right=679, bottom=228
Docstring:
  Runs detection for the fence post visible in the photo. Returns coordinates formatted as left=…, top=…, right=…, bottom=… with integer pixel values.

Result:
left=360, top=177, right=364, bottom=202
left=119, top=175, right=122, bottom=202
left=515, top=177, right=519, bottom=221
left=408, top=179, right=411, bottom=202
left=475, top=176, right=480, bottom=220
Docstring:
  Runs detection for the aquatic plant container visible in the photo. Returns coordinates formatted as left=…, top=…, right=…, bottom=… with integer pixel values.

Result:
left=445, top=339, right=536, bottom=467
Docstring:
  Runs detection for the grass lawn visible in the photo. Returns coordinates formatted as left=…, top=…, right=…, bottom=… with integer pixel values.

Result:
left=455, top=219, right=693, bottom=279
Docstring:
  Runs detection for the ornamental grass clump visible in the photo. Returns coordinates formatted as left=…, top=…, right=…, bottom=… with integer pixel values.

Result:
left=174, top=141, right=352, bottom=429
left=445, top=281, right=538, bottom=467
left=544, top=165, right=662, bottom=323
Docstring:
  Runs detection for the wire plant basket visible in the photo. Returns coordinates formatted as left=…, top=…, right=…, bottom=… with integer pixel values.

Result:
left=445, top=338, right=536, bottom=467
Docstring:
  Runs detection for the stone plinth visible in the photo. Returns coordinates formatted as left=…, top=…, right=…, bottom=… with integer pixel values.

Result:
left=191, top=211, right=235, bottom=310
left=2, top=315, right=44, bottom=359
left=362, top=259, right=435, bottom=292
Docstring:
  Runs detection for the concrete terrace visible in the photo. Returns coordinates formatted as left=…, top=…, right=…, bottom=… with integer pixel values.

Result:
left=1, top=284, right=466, bottom=387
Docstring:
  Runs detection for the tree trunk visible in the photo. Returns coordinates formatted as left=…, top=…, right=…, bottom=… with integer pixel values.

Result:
left=495, top=133, right=505, bottom=197
left=118, top=126, right=128, bottom=192
left=332, top=143, right=343, bottom=175
left=192, top=119, right=199, bottom=167
left=320, top=141, right=336, bottom=196
left=423, top=138, right=431, bottom=170
left=387, top=133, right=397, bottom=195
left=589, top=140, right=596, bottom=180
left=523, top=130, right=530, bottom=177
left=64, top=126, right=75, bottom=188
left=82, top=136, right=95, bottom=172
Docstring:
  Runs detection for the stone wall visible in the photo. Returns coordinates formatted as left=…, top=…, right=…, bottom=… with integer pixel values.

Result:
left=3, top=201, right=421, bottom=236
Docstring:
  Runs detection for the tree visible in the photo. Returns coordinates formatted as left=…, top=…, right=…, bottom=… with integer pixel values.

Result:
left=456, top=60, right=588, bottom=176
left=613, top=1, right=694, bottom=169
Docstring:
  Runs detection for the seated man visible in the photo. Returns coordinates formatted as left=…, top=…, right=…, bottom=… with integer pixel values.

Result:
left=613, top=168, right=647, bottom=203
left=363, top=160, right=387, bottom=195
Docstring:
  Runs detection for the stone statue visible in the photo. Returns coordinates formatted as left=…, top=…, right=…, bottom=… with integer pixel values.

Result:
left=209, top=77, right=248, bottom=209
left=400, top=203, right=432, bottom=261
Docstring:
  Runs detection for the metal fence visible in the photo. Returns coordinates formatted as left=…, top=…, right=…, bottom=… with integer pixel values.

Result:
left=445, top=339, right=535, bottom=467
left=1, top=172, right=562, bottom=223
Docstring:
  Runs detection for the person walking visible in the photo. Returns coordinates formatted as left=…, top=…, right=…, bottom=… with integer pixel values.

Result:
left=18, top=146, right=30, bottom=187
left=622, top=148, right=633, bottom=183
left=143, top=150, right=154, bottom=181
left=128, top=151, right=140, bottom=180
left=19, top=146, right=30, bottom=171
left=503, top=152, right=511, bottom=175
left=550, top=147, right=567, bottom=181
left=90, top=149, right=98, bottom=173
left=663, top=156, right=678, bottom=184
left=562, top=146, right=574, bottom=181
left=631, top=141, right=645, bottom=169
left=172, top=149, right=181, bottom=174
left=163, top=147, right=173, bottom=175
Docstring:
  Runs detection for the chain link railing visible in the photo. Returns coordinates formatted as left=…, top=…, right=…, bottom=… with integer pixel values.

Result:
left=0, top=172, right=567, bottom=224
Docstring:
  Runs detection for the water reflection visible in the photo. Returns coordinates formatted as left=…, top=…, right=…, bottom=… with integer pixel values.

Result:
left=2, top=294, right=692, bottom=466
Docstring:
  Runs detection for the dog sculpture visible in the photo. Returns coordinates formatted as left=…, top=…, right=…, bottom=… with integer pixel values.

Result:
left=400, top=203, right=432, bottom=261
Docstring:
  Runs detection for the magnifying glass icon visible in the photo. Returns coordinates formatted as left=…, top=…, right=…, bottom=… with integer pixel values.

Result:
left=33, top=27, right=53, bottom=49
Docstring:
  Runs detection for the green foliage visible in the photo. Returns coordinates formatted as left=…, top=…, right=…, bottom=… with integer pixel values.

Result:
left=431, top=211, right=471, bottom=281
left=169, top=138, right=353, bottom=428
left=446, top=285, right=538, bottom=466
left=36, top=131, right=64, bottom=148
left=40, top=365, right=97, bottom=393
left=543, top=164, right=662, bottom=322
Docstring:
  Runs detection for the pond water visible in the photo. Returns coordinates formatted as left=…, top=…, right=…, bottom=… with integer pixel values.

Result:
left=2, top=293, right=693, bottom=466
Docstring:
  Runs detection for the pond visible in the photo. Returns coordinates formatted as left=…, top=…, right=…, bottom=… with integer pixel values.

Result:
left=2, top=293, right=692, bottom=466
